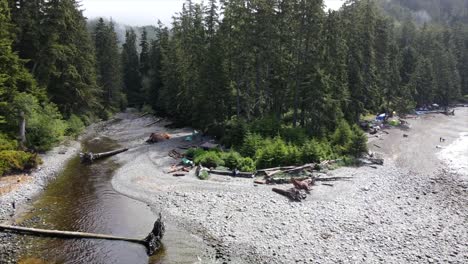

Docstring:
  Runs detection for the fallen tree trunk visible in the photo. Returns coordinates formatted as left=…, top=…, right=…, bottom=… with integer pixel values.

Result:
left=209, top=169, right=255, bottom=178
left=257, top=166, right=296, bottom=173
left=80, top=148, right=128, bottom=163
left=282, top=163, right=315, bottom=173
left=145, top=119, right=162, bottom=127
left=0, top=214, right=165, bottom=256
left=138, top=112, right=151, bottom=118
left=272, top=188, right=306, bottom=202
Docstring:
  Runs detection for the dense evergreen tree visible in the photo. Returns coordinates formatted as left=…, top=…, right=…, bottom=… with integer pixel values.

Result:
left=121, top=29, right=141, bottom=106
left=94, top=18, right=125, bottom=111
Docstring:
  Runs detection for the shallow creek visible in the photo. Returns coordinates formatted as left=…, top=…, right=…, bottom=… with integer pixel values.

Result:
left=16, top=136, right=205, bottom=264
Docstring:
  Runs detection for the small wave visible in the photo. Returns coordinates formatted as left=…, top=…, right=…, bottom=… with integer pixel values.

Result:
left=437, top=132, right=468, bottom=177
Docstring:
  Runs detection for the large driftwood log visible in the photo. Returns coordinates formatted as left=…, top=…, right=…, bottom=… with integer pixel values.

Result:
left=80, top=148, right=128, bottom=163
left=256, top=166, right=296, bottom=173
left=272, top=188, right=307, bottom=202
left=145, top=119, right=162, bottom=127
left=209, top=169, right=255, bottom=178
left=0, top=214, right=165, bottom=256
left=282, top=163, right=315, bottom=173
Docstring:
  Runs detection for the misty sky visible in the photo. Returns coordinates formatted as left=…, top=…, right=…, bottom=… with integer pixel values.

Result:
left=80, top=0, right=345, bottom=26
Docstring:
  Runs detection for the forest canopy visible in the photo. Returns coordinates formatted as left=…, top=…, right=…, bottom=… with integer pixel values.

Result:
left=1, top=0, right=467, bottom=174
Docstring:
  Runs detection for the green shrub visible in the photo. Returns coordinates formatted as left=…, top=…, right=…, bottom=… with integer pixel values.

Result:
left=198, top=169, right=210, bottom=180
left=0, top=150, right=42, bottom=176
left=66, top=114, right=85, bottom=137
left=301, top=139, right=322, bottom=163
left=221, top=151, right=242, bottom=170
left=141, top=104, right=155, bottom=115
left=250, top=116, right=280, bottom=137
left=185, top=148, right=206, bottom=159
left=238, top=157, right=256, bottom=172
left=255, top=137, right=294, bottom=169
left=0, top=134, right=18, bottom=151
left=280, top=127, right=308, bottom=145
left=239, top=133, right=265, bottom=158
left=194, top=151, right=224, bottom=168
left=331, top=120, right=353, bottom=155
left=26, top=103, right=68, bottom=151
left=220, top=117, right=248, bottom=147
left=348, top=125, right=368, bottom=157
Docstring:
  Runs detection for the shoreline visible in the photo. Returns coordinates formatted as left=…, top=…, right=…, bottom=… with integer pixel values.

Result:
left=1, top=108, right=466, bottom=263
left=0, top=140, right=81, bottom=262
left=107, top=110, right=467, bottom=263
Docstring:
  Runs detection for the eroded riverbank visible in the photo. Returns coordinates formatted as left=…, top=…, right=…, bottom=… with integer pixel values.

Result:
left=1, top=123, right=211, bottom=264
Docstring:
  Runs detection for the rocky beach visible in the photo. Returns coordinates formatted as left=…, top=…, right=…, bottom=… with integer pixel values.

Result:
left=1, top=108, right=467, bottom=263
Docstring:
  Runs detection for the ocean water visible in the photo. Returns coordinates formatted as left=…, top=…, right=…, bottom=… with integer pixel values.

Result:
left=438, top=132, right=468, bottom=178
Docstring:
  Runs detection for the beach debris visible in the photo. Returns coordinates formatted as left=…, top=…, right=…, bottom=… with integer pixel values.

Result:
left=0, top=214, right=165, bottom=256
left=209, top=169, right=255, bottom=178
left=138, top=112, right=151, bottom=118
left=195, top=165, right=210, bottom=180
left=173, top=173, right=186, bottom=177
left=166, top=165, right=191, bottom=174
left=373, top=144, right=382, bottom=148
left=80, top=148, right=129, bottom=163
left=146, top=133, right=170, bottom=143
left=168, top=149, right=184, bottom=159
left=291, top=178, right=314, bottom=193
left=144, top=118, right=162, bottom=127
left=403, top=134, right=408, bottom=138
left=272, top=187, right=307, bottom=202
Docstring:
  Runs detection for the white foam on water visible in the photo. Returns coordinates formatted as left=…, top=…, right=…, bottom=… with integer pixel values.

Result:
left=437, top=132, right=468, bottom=177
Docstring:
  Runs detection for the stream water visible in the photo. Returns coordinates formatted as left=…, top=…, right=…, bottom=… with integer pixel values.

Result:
left=16, top=136, right=205, bottom=264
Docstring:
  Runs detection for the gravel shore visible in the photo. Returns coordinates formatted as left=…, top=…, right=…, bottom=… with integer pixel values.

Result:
left=1, top=108, right=466, bottom=263
left=0, top=140, right=80, bottom=262
left=105, top=110, right=467, bottom=263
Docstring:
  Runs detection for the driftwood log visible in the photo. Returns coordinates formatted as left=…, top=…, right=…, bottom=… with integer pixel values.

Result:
left=272, top=188, right=307, bottom=202
left=209, top=169, right=255, bottom=178
left=80, top=148, right=128, bottom=163
left=145, top=119, right=162, bottom=127
left=0, top=214, right=165, bottom=256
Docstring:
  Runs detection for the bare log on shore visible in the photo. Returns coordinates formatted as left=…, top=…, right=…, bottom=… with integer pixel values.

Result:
left=0, top=214, right=165, bottom=256
left=209, top=169, right=255, bottom=178
left=272, top=188, right=307, bottom=202
left=80, top=148, right=129, bottom=163
left=145, top=119, right=162, bottom=127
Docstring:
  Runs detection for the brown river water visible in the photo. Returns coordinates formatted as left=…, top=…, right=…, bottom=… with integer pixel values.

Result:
left=16, top=136, right=205, bottom=264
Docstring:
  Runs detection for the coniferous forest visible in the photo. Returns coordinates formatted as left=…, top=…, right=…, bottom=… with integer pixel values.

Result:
left=1, top=0, right=468, bottom=174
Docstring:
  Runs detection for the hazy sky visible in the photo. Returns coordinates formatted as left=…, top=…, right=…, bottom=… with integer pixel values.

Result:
left=80, top=0, right=346, bottom=26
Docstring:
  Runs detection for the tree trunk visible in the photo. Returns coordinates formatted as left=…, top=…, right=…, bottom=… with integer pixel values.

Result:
left=19, top=111, right=26, bottom=149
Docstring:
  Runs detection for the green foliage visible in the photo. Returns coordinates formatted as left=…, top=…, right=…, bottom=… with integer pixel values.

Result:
left=249, top=117, right=281, bottom=137
left=239, top=133, right=265, bottom=158
left=279, top=127, right=308, bottom=145
left=220, top=117, right=248, bottom=148
left=330, top=120, right=353, bottom=155
left=66, top=114, right=85, bottom=137
left=194, top=151, right=224, bottom=168
left=0, top=134, right=17, bottom=151
left=27, top=103, right=67, bottom=151
left=254, top=137, right=300, bottom=169
left=0, top=150, right=41, bottom=175
left=238, top=157, right=256, bottom=172
left=301, top=139, right=324, bottom=163
left=348, top=125, right=368, bottom=157
left=185, top=147, right=206, bottom=159
left=221, top=151, right=242, bottom=170
left=197, top=169, right=209, bottom=180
